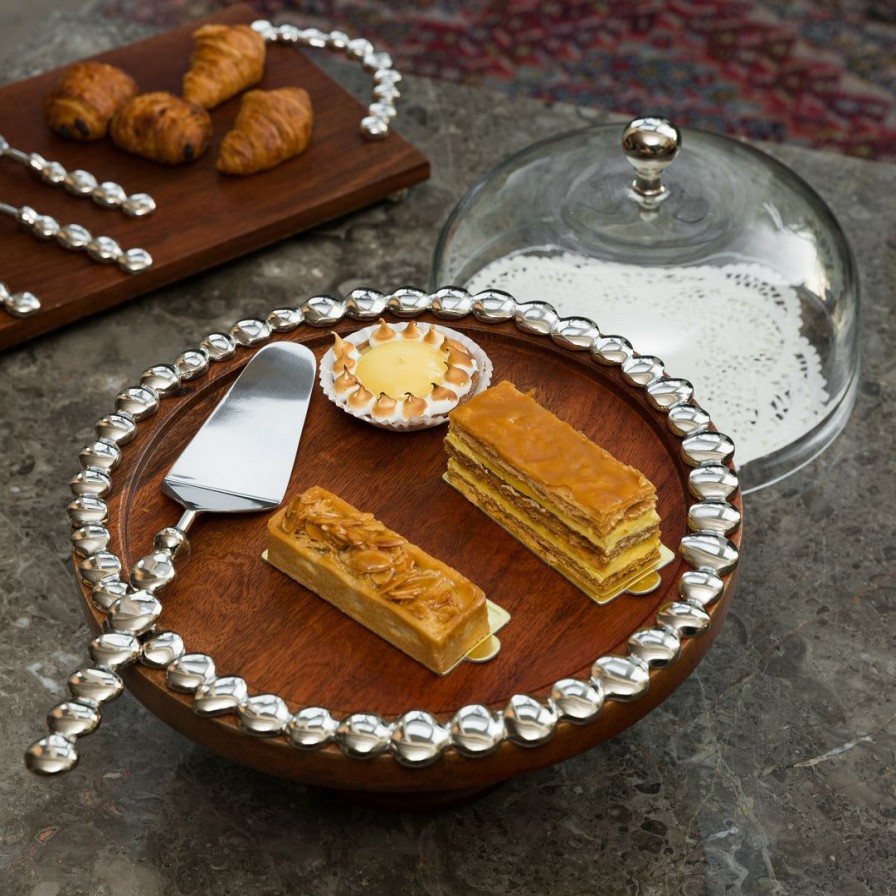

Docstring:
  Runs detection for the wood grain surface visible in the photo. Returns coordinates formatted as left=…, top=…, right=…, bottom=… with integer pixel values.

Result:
left=76, top=315, right=742, bottom=800
left=0, top=5, right=429, bottom=350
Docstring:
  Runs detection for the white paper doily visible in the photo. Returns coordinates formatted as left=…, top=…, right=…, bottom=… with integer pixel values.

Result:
left=465, top=252, right=829, bottom=467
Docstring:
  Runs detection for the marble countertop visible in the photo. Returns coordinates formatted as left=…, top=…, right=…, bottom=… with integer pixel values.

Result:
left=2, top=12, right=894, bottom=896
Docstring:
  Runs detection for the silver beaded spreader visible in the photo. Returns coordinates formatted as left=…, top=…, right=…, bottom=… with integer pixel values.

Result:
left=0, top=134, right=156, bottom=217
left=26, top=286, right=741, bottom=776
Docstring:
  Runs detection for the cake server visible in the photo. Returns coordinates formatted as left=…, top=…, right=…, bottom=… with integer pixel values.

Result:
left=25, top=341, right=317, bottom=776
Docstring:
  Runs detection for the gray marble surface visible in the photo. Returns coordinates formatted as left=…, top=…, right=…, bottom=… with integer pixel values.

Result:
left=2, top=12, right=895, bottom=896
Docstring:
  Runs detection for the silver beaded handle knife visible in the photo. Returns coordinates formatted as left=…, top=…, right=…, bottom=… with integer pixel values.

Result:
left=25, top=341, right=317, bottom=775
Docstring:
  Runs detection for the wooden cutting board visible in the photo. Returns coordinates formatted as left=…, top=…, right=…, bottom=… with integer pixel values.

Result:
left=0, top=5, right=429, bottom=350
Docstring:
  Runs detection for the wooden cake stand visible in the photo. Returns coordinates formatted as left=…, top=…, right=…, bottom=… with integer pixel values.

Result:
left=74, top=311, right=741, bottom=805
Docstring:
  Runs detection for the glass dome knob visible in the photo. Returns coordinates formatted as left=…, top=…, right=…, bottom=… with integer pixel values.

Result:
left=621, top=117, right=681, bottom=199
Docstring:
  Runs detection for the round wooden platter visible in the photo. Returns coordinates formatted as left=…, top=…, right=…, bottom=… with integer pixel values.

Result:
left=77, top=313, right=741, bottom=802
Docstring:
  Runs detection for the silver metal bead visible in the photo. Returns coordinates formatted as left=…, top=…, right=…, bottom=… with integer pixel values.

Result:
left=140, top=364, right=180, bottom=397
left=550, top=316, right=601, bottom=350
left=336, top=712, right=392, bottom=759
left=115, top=386, right=159, bottom=420
left=26, top=152, right=47, bottom=173
left=79, top=439, right=120, bottom=472
left=688, top=463, right=739, bottom=501
left=56, top=223, right=91, bottom=250
left=299, top=27, right=329, bottom=48
left=471, top=289, right=517, bottom=322
left=230, top=318, right=272, bottom=346
left=592, top=334, right=635, bottom=366
left=360, top=115, right=389, bottom=140
left=646, top=377, right=694, bottom=410
left=391, top=710, right=450, bottom=767
left=504, top=695, right=557, bottom=746
left=141, top=631, right=185, bottom=668
left=372, top=83, right=401, bottom=102
left=130, top=549, right=176, bottom=592
left=166, top=653, right=216, bottom=693
left=16, top=205, right=38, bottom=226
left=275, top=23, right=301, bottom=43
left=628, top=627, right=681, bottom=667
left=591, top=655, right=650, bottom=701
left=90, top=577, right=129, bottom=613
left=250, top=18, right=276, bottom=40
left=450, top=704, right=505, bottom=756
left=387, top=287, right=430, bottom=316
left=346, top=287, right=387, bottom=319
left=92, top=181, right=126, bottom=208
left=174, top=349, right=209, bottom=381
left=680, top=532, right=739, bottom=574
left=4, top=290, right=40, bottom=317
left=657, top=601, right=711, bottom=636
left=346, top=37, right=374, bottom=59
left=32, top=214, right=60, bottom=239
left=71, top=523, right=111, bottom=558
left=363, top=51, right=393, bottom=72
left=374, top=68, right=403, bottom=85
left=118, top=247, right=153, bottom=274
left=95, top=412, right=137, bottom=445
left=106, top=590, right=162, bottom=636
left=86, top=235, right=122, bottom=263
left=47, top=701, right=100, bottom=738
left=67, top=494, right=107, bottom=527
left=301, top=294, right=348, bottom=326
left=667, top=403, right=712, bottom=436
left=39, top=160, right=67, bottom=185
left=64, top=169, right=97, bottom=195
left=679, top=569, right=725, bottom=607
left=194, top=676, right=249, bottom=716
left=25, top=734, right=78, bottom=775
left=431, top=286, right=473, bottom=319
left=200, top=332, right=237, bottom=361
left=78, top=551, right=121, bottom=587
left=368, top=101, right=396, bottom=122
left=621, top=355, right=665, bottom=386
left=688, top=501, right=741, bottom=535
left=153, top=527, right=189, bottom=561
left=267, top=307, right=303, bottom=331
left=327, top=29, right=350, bottom=50
left=68, top=666, right=123, bottom=705
left=550, top=677, right=604, bottom=723
left=238, top=694, right=291, bottom=736
left=681, top=431, right=735, bottom=466
left=514, top=300, right=559, bottom=335
left=287, top=706, right=338, bottom=749
left=121, top=193, right=156, bottom=217
left=89, top=631, right=140, bottom=669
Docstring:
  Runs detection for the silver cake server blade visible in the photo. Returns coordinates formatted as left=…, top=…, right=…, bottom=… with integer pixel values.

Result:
left=163, top=341, right=316, bottom=518
left=25, top=341, right=316, bottom=776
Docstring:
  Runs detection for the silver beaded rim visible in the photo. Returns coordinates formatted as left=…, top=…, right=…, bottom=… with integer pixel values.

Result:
left=27, top=287, right=740, bottom=774
left=250, top=20, right=401, bottom=141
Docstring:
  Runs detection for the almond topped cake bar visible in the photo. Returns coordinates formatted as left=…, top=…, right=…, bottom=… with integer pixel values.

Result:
left=444, top=380, right=661, bottom=600
left=267, top=486, right=490, bottom=674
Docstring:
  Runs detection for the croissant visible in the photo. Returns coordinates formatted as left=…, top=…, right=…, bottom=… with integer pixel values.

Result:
left=44, top=61, right=137, bottom=141
left=110, top=92, right=212, bottom=166
left=216, top=87, right=314, bottom=176
left=182, top=24, right=266, bottom=110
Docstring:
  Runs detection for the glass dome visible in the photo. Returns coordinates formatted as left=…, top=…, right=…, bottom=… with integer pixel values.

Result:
left=431, top=117, right=860, bottom=492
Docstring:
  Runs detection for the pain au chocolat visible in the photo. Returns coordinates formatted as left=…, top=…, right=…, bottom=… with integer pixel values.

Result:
left=444, top=380, right=661, bottom=600
left=267, top=487, right=490, bottom=674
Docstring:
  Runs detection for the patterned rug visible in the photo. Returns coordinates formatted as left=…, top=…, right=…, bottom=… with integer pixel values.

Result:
left=95, top=0, right=896, bottom=162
